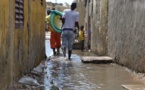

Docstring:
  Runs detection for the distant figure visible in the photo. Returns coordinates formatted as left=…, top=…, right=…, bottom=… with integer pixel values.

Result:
left=61, top=2, right=79, bottom=60
left=46, top=8, right=61, bottom=56
left=78, top=25, right=85, bottom=51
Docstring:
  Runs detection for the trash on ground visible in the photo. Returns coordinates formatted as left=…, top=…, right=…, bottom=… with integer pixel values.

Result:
left=18, top=76, right=40, bottom=86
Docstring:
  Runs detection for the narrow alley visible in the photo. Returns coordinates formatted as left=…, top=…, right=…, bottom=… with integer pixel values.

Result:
left=44, top=32, right=145, bottom=90
left=10, top=32, right=145, bottom=90
left=1, top=0, right=145, bottom=90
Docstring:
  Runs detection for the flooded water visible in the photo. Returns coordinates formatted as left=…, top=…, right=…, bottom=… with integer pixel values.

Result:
left=44, top=40, right=144, bottom=90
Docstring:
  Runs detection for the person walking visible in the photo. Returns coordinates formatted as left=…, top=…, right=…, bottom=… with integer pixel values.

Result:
left=61, top=2, right=79, bottom=60
left=78, top=25, right=85, bottom=51
left=46, top=8, right=61, bottom=56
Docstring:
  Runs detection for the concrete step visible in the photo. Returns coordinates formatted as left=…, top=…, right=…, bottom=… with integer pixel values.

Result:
left=122, top=84, right=145, bottom=90
left=81, top=56, right=113, bottom=64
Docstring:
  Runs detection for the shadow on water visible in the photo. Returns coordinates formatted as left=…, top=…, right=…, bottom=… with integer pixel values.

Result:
left=44, top=40, right=144, bottom=90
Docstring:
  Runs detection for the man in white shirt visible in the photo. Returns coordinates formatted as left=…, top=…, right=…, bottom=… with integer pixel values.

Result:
left=61, top=2, right=79, bottom=60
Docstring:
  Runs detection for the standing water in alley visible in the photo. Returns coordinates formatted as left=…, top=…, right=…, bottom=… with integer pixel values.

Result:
left=45, top=40, right=144, bottom=90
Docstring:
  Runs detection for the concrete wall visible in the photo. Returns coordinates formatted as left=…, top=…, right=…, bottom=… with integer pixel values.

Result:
left=108, top=0, right=145, bottom=72
left=90, top=0, right=108, bottom=55
left=0, top=0, right=46, bottom=89
left=78, top=0, right=145, bottom=72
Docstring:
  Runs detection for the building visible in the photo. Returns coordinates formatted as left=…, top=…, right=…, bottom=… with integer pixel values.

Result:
left=78, top=0, right=145, bottom=73
left=46, top=1, right=69, bottom=13
left=0, top=0, right=46, bottom=89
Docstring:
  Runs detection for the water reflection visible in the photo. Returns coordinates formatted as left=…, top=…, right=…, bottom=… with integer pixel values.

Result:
left=44, top=56, right=99, bottom=90
left=44, top=40, right=143, bottom=90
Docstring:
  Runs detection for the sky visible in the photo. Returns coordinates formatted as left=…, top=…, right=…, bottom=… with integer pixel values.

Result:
left=46, top=0, right=74, bottom=5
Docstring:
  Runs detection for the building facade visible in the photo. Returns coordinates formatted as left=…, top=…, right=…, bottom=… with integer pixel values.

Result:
left=0, top=0, right=46, bottom=89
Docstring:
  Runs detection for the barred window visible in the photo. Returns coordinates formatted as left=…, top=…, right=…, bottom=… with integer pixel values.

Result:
left=15, top=0, right=24, bottom=29
left=41, top=0, right=43, bottom=6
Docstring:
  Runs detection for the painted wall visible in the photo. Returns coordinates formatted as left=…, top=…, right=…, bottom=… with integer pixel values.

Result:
left=0, top=0, right=11, bottom=89
left=0, top=0, right=46, bottom=89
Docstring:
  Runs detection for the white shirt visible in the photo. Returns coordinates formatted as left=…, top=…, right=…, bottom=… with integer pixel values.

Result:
left=62, top=9, right=79, bottom=29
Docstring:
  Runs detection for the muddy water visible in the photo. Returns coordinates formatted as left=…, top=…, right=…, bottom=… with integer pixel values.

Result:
left=45, top=40, right=143, bottom=90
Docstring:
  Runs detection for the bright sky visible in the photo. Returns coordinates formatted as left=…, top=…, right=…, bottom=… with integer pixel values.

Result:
left=46, top=0, right=74, bottom=5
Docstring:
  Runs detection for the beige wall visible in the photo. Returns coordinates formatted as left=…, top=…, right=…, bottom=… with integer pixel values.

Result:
left=108, top=0, right=145, bottom=72
left=86, top=0, right=108, bottom=55
left=78, top=0, right=145, bottom=72
left=76, top=0, right=86, bottom=26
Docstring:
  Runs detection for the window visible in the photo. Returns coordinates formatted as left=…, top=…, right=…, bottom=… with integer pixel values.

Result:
left=15, top=0, right=24, bottom=29
left=41, top=0, right=43, bottom=6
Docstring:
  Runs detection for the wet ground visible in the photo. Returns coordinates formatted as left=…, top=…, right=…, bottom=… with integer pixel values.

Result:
left=44, top=38, right=145, bottom=90
left=13, top=33, right=145, bottom=90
